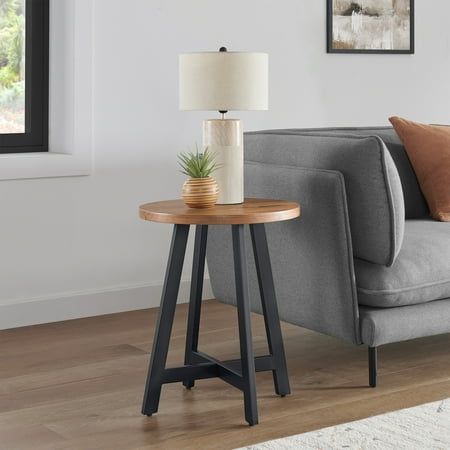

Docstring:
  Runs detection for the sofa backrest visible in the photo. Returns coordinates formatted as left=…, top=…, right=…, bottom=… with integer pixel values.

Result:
left=244, top=128, right=407, bottom=266
left=305, top=127, right=429, bottom=219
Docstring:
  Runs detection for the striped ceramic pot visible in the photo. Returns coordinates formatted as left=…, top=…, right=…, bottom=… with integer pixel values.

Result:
left=182, top=177, right=219, bottom=209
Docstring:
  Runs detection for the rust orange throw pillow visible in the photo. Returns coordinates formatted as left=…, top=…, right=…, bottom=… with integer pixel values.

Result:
left=389, top=116, right=450, bottom=222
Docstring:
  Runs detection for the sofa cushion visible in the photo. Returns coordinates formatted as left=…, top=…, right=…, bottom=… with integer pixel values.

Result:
left=310, top=127, right=429, bottom=219
left=355, top=220, right=450, bottom=307
left=245, top=130, right=405, bottom=266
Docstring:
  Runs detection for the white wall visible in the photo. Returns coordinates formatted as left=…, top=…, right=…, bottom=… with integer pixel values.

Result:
left=0, top=0, right=449, bottom=329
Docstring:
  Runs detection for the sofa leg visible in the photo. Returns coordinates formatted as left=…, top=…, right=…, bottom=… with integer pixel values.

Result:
left=368, top=347, right=377, bottom=388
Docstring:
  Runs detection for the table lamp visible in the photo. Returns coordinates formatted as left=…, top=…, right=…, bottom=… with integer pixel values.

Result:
left=179, top=48, right=269, bottom=204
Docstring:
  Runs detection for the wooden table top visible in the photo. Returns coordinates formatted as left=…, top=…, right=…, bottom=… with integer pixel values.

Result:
left=139, top=198, right=301, bottom=225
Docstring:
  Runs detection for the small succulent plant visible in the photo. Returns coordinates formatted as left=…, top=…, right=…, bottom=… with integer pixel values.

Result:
left=178, top=145, right=221, bottom=179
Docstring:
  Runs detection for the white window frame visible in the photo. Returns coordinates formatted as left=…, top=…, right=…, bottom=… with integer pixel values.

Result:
left=0, top=0, right=93, bottom=181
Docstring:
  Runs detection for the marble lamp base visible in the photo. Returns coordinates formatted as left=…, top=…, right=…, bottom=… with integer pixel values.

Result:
left=203, top=119, right=243, bottom=205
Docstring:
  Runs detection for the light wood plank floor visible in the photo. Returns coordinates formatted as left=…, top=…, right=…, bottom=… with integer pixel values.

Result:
left=0, top=300, right=449, bottom=450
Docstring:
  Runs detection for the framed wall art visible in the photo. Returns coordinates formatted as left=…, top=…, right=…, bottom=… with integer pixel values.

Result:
left=327, top=0, right=414, bottom=54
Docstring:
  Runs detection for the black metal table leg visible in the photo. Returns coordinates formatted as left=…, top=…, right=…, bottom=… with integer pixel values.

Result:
left=142, top=222, right=291, bottom=425
left=142, top=224, right=190, bottom=416
left=250, top=224, right=291, bottom=397
left=183, top=225, right=208, bottom=389
left=232, top=224, right=258, bottom=426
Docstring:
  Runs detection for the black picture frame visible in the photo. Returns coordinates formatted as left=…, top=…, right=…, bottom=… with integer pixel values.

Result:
left=0, top=0, right=49, bottom=154
left=327, top=0, right=415, bottom=54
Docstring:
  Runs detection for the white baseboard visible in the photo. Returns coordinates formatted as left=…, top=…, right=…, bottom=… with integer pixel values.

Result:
left=0, top=279, right=213, bottom=330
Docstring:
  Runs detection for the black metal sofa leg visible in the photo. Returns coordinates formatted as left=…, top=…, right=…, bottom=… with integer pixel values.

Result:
left=368, top=347, right=377, bottom=388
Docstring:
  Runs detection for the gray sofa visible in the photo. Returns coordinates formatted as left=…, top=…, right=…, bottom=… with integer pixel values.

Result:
left=206, top=127, right=450, bottom=387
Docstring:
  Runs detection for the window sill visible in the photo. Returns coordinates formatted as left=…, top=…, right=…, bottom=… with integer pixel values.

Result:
left=0, top=151, right=91, bottom=181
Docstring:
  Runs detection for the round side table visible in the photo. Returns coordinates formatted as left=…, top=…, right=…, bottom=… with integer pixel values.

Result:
left=139, top=198, right=301, bottom=426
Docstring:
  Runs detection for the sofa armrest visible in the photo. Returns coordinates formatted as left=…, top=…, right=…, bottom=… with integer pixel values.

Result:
left=244, top=131, right=405, bottom=266
left=206, top=162, right=361, bottom=344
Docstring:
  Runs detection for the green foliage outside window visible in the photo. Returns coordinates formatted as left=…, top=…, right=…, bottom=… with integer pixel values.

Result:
left=0, top=0, right=25, bottom=132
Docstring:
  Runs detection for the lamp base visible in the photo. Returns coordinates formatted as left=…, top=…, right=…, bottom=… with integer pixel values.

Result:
left=203, top=119, right=243, bottom=205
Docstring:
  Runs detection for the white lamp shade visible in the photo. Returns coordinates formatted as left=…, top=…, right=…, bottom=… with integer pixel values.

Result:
left=179, top=52, right=268, bottom=111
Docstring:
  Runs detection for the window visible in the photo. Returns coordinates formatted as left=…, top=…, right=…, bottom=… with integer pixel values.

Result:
left=0, top=0, right=48, bottom=154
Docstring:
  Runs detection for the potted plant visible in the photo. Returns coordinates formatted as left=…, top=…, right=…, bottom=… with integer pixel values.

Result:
left=178, top=146, right=220, bottom=208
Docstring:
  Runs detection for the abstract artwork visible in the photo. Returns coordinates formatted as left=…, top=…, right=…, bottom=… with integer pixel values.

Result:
left=327, top=0, right=414, bottom=54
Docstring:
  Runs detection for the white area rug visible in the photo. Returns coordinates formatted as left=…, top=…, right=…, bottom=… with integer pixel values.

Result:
left=237, top=398, right=450, bottom=450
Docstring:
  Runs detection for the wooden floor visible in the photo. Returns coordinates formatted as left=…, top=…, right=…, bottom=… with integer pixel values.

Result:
left=0, top=300, right=449, bottom=450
